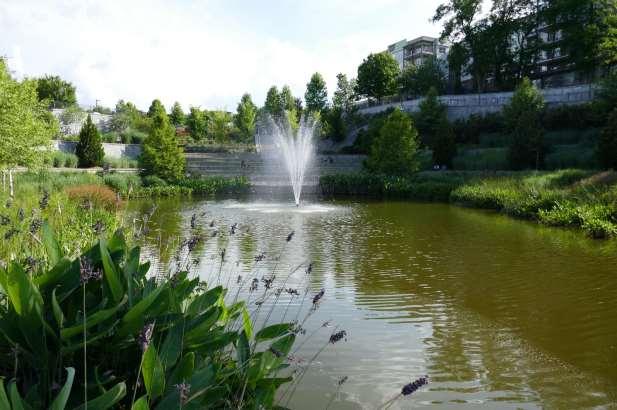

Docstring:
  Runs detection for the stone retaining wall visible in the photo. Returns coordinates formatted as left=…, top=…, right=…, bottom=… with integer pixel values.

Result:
left=358, top=84, right=595, bottom=120
left=53, top=140, right=142, bottom=159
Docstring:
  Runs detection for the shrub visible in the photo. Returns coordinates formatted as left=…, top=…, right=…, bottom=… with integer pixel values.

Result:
left=0, top=229, right=297, bottom=408
left=545, top=145, right=598, bottom=170
left=75, top=114, right=105, bottom=167
left=432, top=118, right=457, bottom=168
left=103, top=156, right=139, bottom=169
left=452, top=112, right=505, bottom=144
left=505, top=78, right=545, bottom=170
left=598, top=108, right=617, bottom=170
left=453, top=148, right=509, bottom=170
left=103, top=173, right=142, bottom=193
left=176, top=176, right=250, bottom=195
left=542, top=104, right=606, bottom=130
left=65, top=184, right=119, bottom=211
left=365, top=108, right=419, bottom=176
left=64, top=153, right=78, bottom=168
left=414, top=87, right=446, bottom=148
left=142, top=175, right=168, bottom=187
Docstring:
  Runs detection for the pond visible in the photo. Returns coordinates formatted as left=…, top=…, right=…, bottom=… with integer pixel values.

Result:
left=126, top=197, right=617, bottom=409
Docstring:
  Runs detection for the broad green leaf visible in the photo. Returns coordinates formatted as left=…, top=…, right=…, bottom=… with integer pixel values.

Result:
left=51, top=288, right=65, bottom=328
left=183, top=307, right=221, bottom=345
left=72, top=382, right=126, bottom=410
left=42, top=222, right=62, bottom=267
left=187, top=331, right=236, bottom=353
left=254, top=323, right=292, bottom=342
left=99, top=240, right=124, bottom=304
left=61, top=295, right=127, bottom=340
left=153, top=391, right=180, bottom=410
left=168, top=352, right=195, bottom=387
left=123, top=246, right=141, bottom=307
left=185, top=365, right=216, bottom=403
left=237, top=330, right=250, bottom=372
left=186, top=286, right=223, bottom=316
left=159, top=322, right=184, bottom=370
left=131, top=396, right=149, bottom=410
left=116, top=284, right=166, bottom=338
left=0, top=378, right=10, bottom=410
left=50, top=367, right=75, bottom=410
left=34, top=258, right=75, bottom=294
left=8, top=381, right=25, bottom=410
left=270, top=333, right=295, bottom=357
left=142, top=345, right=165, bottom=400
left=242, top=306, right=253, bottom=339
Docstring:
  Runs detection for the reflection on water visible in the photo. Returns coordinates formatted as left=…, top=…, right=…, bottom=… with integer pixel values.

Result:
left=126, top=198, right=617, bottom=409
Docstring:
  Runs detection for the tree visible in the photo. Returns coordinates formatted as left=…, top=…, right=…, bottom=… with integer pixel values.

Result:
left=280, top=85, right=296, bottom=111
left=186, top=107, right=208, bottom=141
left=209, top=110, right=234, bottom=143
left=598, top=108, right=617, bottom=170
left=332, top=73, right=356, bottom=113
left=399, top=57, right=447, bottom=97
left=504, top=78, right=545, bottom=169
left=356, top=52, right=400, bottom=101
left=35, top=74, right=77, bottom=108
left=264, top=86, right=282, bottom=117
left=147, top=99, right=165, bottom=118
left=234, top=93, right=257, bottom=143
left=75, top=114, right=104, bottom=167
left=140, top=100, right=185, bottom=181
left=0, top=59, right=58, bottom=196
left=415, top=87, right=447, bottom=148
left=169, top=102, right=185, bottom=127
left=447, top=42, right=469, bottom=93
left=322, top=106, right=346, bottom=142
left=111, top=99, right=141, bottom=132
left=432, top=117, right=457, bottom=168
left=304, top=72, right=328, bottom=113
left=366, top=108, right=419, bottom=175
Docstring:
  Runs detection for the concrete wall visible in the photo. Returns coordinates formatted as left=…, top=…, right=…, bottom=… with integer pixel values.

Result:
left=53, top=140, right=142, bottom=159
left=358, top=84, right=595, bottom=120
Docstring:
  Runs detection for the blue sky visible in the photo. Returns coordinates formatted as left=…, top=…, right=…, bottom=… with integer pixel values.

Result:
left=0, top=0, right=458, bottom=111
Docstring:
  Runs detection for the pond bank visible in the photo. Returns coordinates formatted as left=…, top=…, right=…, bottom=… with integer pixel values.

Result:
left=319, top=170, right=617, bottom=238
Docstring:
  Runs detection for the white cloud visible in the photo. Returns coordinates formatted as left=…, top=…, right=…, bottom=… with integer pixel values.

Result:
left=0, top=0, right=445, bottom=111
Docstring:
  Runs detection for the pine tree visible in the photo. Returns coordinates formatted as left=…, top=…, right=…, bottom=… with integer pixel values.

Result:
left=169, top=102, right=185, bottom=127
left=75, top=114, right=104, bottom=168
left=140, top=100, right=185, bottom=181
left=415, top=87, right=446, bottom=148
left=264, top=86, right=282, bottom=118
left=305, top=72, right=328, bottom=113
left=234, top=93, right=257, bottom=142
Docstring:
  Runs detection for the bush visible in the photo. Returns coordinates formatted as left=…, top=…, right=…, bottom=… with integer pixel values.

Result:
left=452, top=112, right=505, bottom=144
left=51, top=152, right=79, bottom=168
left=414, top=87, right=446, bottom=148
left=453, top=148, right=509, bottom=170
left=0, top=229, right=297, bottom=408
left=103, top=173, right=142, bottom=193
left=101, top=131, right=119, bottom=143
left=542, top=103, right=606, bottom=130
left=65, top=184, right=119, bottom=211
left=432, top=118, right=457, bottom=168
left=103, top=156, right=139, bottom=169
left=545, top=145, right=598, bottom=170
left=76, top=115, right=105, bottom=167
left=598, top=108, right=617, bottom=170
left=142, top=174, right=168, bottom=187
left=366, top=108, right=419, bottom=176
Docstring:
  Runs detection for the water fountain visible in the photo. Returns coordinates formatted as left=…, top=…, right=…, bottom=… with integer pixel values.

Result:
left=255, top=113, right=317, bottom=205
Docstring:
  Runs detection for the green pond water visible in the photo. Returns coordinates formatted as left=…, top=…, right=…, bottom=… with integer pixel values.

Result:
left=127, top=197, right=617, bottom=409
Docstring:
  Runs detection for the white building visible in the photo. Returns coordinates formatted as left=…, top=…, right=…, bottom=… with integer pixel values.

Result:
left=385, top=36, right=450, bottom=71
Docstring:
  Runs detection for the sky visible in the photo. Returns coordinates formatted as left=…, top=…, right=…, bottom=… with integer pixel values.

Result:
left=1, top=0, right=453, bottom=112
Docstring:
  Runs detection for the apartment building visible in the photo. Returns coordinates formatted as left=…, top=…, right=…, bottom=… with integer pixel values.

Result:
left=385, top=36, right=450, bottom=71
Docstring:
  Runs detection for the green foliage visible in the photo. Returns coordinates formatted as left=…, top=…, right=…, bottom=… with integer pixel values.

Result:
left=111, top=100, right=149, bottom=135
left=504, top=78, right=545, bottom=170
left=102, top=157, right=139, bottom=169
left=304, top=72, right=328, bottom=113
left=453, top=147, right=509, bottom=170
left=51, top=152, right=79, bottom=168
left=415, top=87, right=447, bottom=148
left=598, top=108, right=617, bottom=170
left=35, top=74, right=77, bottom=108
left=432, top=118, right=457, bottom=168
left=399, top=57, right=447, bottom=97
left=366, top=108, right=419, bottom=176
left=0, top=60, right=58, bottom=170
left=332, top=73, right=356, bottom=113
left=356, top=52, right=400, bottom=101
left=209, top=110, right=234, bottom=144
left=175, top=176, right=250, bottom=195
left=235, top=93, right=258, bottom=143
left=76, top=115, right=105, bottom=168
left=264, top=86, right=282, bottom=118
left=280, top=85, right=296, bottom=112
left=186, top=107, right=208, bottom=141
left=169, top=102, right=185, bottom=127
left=140, top=101, right=185, bottom=181
left=321, top=106, right=346, bottom=142
left=0, top=228, right=296, bottom=408
left=452, top=112, right=505, bottom=144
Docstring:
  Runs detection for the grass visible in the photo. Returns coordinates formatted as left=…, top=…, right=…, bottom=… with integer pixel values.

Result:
left=320, top=169, right=617, bottom=239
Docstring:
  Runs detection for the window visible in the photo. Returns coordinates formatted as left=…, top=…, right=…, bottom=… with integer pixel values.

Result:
left=439, top=46, right=446, bottom=54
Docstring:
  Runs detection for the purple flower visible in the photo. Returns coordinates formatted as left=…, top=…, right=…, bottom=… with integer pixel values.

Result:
left=137, top=322, right=155, bottom=351
left=79, top=257, right=102, bottom=284
left=286, top=231, right=294, bottom=242
left=174, top=383, right=191, bottom=405
left=312, top=288, right=325, bottom=305
left=329, top=330, right=347, bottom=344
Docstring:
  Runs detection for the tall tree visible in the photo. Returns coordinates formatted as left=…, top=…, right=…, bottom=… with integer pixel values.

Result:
left=0, top=59, right=58, bottom=196
left=356, top=52, right=400, bottom=101
left=75, top=114, right=104, bottom=168
left=234, top=93, right=257, bottom=143
left=35, top=74, right=77, bottom=108
left=415, top=87, right=447, bottom=148
left=209, top=110, right=234, bottom=143
left=366, top=108, right=419, bottom=176
left=169, top=102, right=185, bottom=127
left=504, top=78, right=545, bottom=169
left=264, top=86, right=282, bottom=117
left=399, top=57, right=447, bottom=97
left=147, top=99, right=165, bottom=118
left=280, top=85, right=296, bottom=111
left=332, top=73, right=356, bottom=113
left=304, top=72, right=328, bottom=113
left=140, top=100, right=185, bottom=181
left=186, top=107, right=208, bottom=140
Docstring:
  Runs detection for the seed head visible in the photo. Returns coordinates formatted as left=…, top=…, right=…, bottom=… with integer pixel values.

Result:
left=29, top=218, right=42, bottom=234
left=17, top=208, right=24, bottom=221
left=0, top=215, right=10, bottom=226
left=39, top=191, right=49, bottom=210
left=249, top=278, right=259, bottom=292
left=306, top=263, right=313, bottom=275
left=286, top=231, right=294, bottom=242
left=401, top=376, right=429, bottom=396
left=92, top=220, right=105, bottom=235
left=230, top=223, right=237, bottom=235
left=79, top=257, right=102, bottom=284
left=4, top=229, right=19, bottom=240
left=312, top=288, right=325, bottom=305
left=329, top=330, right=347, bottom=344
left=254, top=252, right=266, bottom=262
left=338, top=376, right=348, bottom=386
left=174, top=383, right=191, bottom=405
left=190, top=214, right=197, bottom=229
